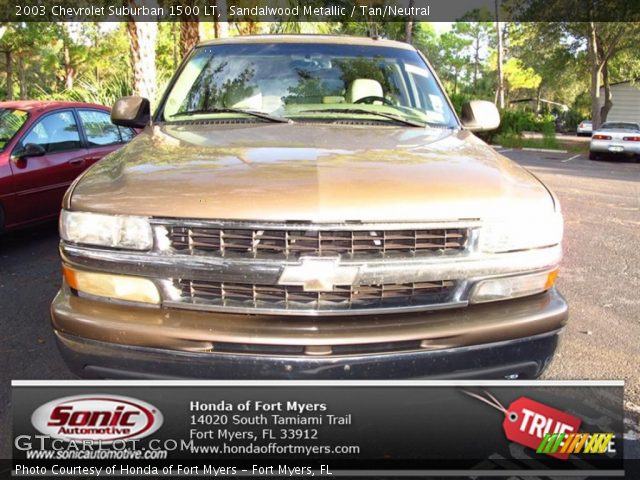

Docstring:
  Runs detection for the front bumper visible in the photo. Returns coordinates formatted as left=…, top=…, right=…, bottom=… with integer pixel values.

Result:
left=55, top=329, right=562, bottom=379
left=51, top=287, right=568, bottom=379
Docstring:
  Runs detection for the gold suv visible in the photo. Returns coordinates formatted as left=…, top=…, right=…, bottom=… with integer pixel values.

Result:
left=51, top=35, right=567, bottom=379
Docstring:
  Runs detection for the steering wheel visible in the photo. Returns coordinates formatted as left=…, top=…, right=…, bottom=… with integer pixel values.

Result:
left=354, top=96, right=394, bottom=106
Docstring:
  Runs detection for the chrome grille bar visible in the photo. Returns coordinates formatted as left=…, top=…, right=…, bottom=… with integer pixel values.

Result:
left=174, top=278, right=458, bottom=313
left=165, top=223, right=470, bottom=259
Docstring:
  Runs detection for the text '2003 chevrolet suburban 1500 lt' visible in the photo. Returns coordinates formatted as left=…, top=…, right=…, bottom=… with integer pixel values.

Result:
left=51, top=35, right=567, bottom=379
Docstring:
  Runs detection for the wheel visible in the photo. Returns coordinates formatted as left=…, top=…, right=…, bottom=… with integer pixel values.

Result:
left=589, top=150, right=598, bottom=160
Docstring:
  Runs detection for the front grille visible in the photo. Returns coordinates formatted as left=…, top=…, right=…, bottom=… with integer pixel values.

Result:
left=167, top=225, right=469, bottom=259
left=175, top=278, right=457, bottom=312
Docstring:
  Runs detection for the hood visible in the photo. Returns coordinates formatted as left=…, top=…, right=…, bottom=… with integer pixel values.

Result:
left=69, top=122, right=554, bottom=222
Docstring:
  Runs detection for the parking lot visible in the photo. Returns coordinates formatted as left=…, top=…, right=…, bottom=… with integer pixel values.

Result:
left=1, top=149, right=639, bottom=457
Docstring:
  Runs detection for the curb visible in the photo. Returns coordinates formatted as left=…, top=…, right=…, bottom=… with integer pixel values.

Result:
left=522, top=147, right=568, bottom=154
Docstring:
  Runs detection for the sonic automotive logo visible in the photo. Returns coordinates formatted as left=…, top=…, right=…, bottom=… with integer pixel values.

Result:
left=31, top=395, right=163, bottom=443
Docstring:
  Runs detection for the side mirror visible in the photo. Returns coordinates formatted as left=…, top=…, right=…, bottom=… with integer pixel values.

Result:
left=17, top=143, right=46, bottom=159
left=111, top=96, right=150, bottom=128
left=461, top=100, right=501, bottom=132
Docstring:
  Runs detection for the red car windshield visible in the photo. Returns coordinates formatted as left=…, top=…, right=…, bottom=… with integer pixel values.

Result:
left=0, top=108, right=29, bottom=151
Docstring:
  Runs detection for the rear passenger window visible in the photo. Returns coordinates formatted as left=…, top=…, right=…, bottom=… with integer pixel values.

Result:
left=21, top=111, right=81, bottom=153
left=78, top=110, right=121, bottom=146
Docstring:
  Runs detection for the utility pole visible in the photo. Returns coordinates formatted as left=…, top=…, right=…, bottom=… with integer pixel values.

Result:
left=404, top=0, right=415, bottom=43
left=495, top=0, right=505, bottom=109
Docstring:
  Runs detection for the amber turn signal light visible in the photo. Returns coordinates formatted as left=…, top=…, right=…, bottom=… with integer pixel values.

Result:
left=62, top=265, right=161, bottom=305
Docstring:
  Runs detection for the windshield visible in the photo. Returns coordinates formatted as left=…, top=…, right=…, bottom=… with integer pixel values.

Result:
left=600, top=122, right=639, bottom=130
left=0, top=109, right=29, bottom=151
left=160, top=43, right=458, bottom=128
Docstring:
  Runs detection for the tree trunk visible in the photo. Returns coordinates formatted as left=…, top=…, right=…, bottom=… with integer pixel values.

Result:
left=171, top=22, right=178, bottom=68
left=404, top=0, right=415, bottom=43
left=215, top=0, right=229, bottom=38
left=18, top=55, right=26, bottom=99
left=473, top=36, right=480, bottom=93
left=599, top=61, right=613, bottom=123
left=4, top=50, right=12, bottom=100
left=126, top=2, right=158, bottom=106
left=494, top=0, right=504, bottom=109
left=62, top=36, right=74, bottom=90
left=587, top=22, right=602, bottom=129
left=180, top=18, right=200, bottom=59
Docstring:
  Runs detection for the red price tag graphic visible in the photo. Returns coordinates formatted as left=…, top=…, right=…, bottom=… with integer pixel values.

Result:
left=464, top=391, right=582, bottom=460
left=503, top=397, right=581, bottom=460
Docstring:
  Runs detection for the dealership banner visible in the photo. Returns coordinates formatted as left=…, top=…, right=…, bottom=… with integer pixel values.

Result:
left=1, top=0, right=638, bottom=22
left=8, top=380, right=626, bottom=477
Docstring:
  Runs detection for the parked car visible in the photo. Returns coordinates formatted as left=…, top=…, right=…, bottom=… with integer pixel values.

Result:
left=576, top=120, right=592, bottom=136
left=589, top=121, right=640, bottom=160
left=52, top=35, right=566, bottom=379
left=0, top=101, right=136, bottom=232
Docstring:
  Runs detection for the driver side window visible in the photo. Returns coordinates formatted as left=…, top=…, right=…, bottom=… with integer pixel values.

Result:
left=21, top=111, right=81, bottom=154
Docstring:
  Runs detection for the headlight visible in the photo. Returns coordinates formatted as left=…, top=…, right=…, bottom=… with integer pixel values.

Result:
left=480, top=212, right=563, bottom=253
left=60, top=210, right=153, bottom=250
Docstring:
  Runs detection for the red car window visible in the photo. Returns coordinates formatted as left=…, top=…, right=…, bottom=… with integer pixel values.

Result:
left=78, top=109, right=121, bottom=146
left=0, top=108, right=29, bottom=151
left=22, top=111, right=81, bottom=153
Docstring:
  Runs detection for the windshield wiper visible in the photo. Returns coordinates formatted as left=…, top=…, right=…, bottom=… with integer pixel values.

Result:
left=299, top=108, right=427, bottom=127
left=170, top=107, right=291, bottom=123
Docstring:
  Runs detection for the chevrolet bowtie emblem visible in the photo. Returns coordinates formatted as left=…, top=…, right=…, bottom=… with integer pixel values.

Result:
left=277, top=257, right=361, bottom=292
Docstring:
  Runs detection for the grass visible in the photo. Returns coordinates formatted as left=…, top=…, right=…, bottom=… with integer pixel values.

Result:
left=494, top=133, right=561, bottom=150
left=563, top=143, right=589, bottom=154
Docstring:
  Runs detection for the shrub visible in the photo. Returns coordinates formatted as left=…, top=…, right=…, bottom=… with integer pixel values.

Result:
left=34, top=75, right=133, bottom=108
left=482, top=109, right=557, bottom=143
left=555, top=109, right=584, bottom=132
left=448, top=92, right=474, bottom=117
left=542, top=120, right=555, bottom=140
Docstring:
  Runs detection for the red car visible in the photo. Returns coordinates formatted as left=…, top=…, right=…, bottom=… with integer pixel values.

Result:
left=0, top=101, right=136, bottom=232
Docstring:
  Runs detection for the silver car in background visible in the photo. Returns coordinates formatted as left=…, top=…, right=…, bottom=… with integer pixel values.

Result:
left=577, top=120, right=592, bottom=136
left=589, top=121, right=640, bottom=161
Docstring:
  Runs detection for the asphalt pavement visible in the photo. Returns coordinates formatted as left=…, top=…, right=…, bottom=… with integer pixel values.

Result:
left=1, top=149, right=639, bottom=459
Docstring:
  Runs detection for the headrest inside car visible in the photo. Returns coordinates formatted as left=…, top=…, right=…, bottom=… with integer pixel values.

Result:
left=346, top=79, right=383, bottom=103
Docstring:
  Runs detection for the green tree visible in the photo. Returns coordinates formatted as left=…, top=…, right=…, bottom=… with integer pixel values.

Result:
left=0, top=23, right=59, bottom=99
left=508, top=23, right=585, bottom=112
left=562, top=22, right=640, bottom=128
left=453, top=11, right=495, bottom=93
left=436, top=31, right=472, bottom=95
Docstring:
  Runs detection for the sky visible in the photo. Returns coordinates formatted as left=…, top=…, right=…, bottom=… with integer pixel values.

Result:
left=430, top=22, right=453, bottom=34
